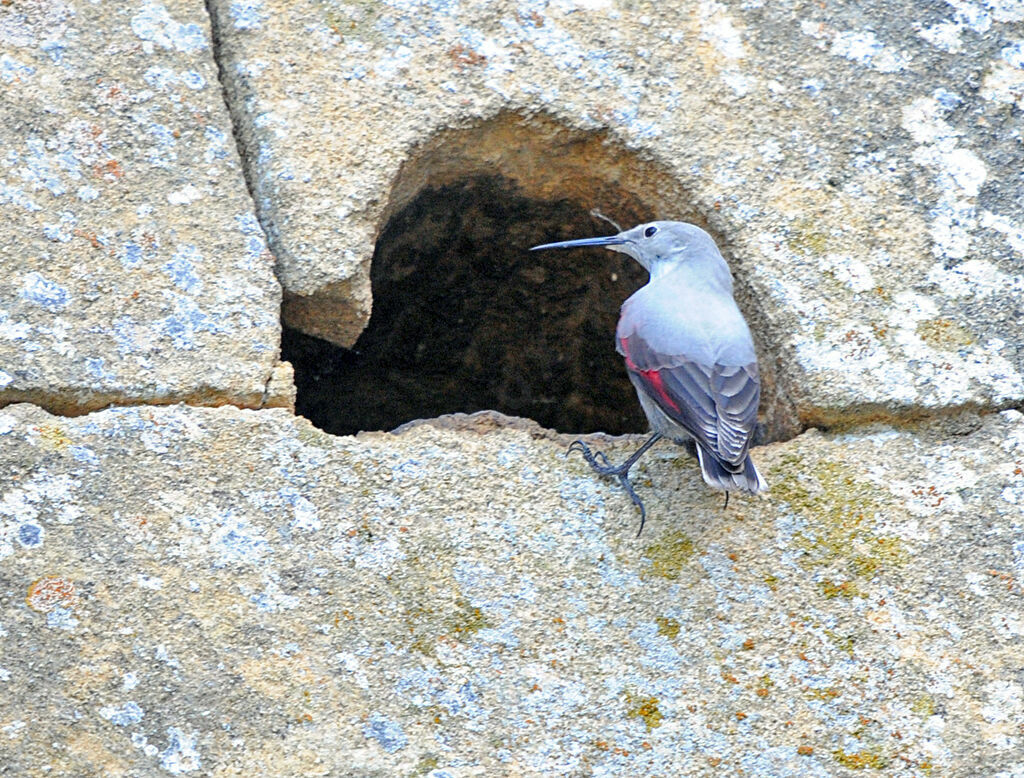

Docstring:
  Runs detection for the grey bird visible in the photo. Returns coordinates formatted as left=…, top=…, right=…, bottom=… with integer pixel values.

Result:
left=531, top=221, right=767, bottom=533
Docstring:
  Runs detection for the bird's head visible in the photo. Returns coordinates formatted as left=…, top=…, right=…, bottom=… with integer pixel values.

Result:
left=531, top=220, right=720, bottom=275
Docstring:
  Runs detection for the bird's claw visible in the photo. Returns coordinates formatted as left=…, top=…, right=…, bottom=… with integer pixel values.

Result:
left=617, top=473, right=647, bottom=537
left=568, top=439, right=648, bottom=535
left=568, top=440, right=617, bottom=475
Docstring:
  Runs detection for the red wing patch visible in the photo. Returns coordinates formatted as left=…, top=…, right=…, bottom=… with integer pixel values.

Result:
left=639, top=369, right=680, bottom=413
left=619, top=337, right=681, bottom=414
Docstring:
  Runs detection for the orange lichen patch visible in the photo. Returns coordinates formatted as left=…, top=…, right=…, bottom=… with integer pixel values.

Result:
left=448, top=45, right=486, bottom=69
left=753, top=675, right=774, bottom=698
left=73, top=229, right=102, bottom=249
left=27, top=576, right=78, bottom=613
left=68, top=730, right=134, bottom=774
left=94, top=159, right=124, bottom=180
left=916, top=318, right=974, bottom=350
left=798, top=745, right=814, bottom=756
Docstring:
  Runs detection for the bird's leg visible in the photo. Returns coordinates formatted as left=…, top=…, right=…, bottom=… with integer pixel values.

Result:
left=567, top=433, right=663, bottom=535
left=723, top=491, right=730, bottom=510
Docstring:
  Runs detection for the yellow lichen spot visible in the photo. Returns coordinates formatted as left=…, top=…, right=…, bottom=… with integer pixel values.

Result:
left=643, top=530, right=695, bottom=580
left=655, top=616, right=681, bottom=639
left=787, top=219, right=831, bottom=256
left=447, top=597, right=490, bottom=638
left=852, top=537, right=905, bottom=577
left=624, top=691, right=663, bottom=731
left=807, top=687, right=841, bottom=701
left=911, top=694, right=935, bottom=717
left=820, top=579, right=862, bottom=599
left=916, top=318, right=974, bottom=350
left=770, top=456, right=907, bottom=583
left=833, top=748, right=889, bottom=770
left=33, top=424, right=72, bottom=451
left=823, top=629, right=855, bottom=656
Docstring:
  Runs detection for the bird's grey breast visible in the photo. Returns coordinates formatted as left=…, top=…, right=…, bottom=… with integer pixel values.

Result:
left=617, top=268, right=756, bottom=368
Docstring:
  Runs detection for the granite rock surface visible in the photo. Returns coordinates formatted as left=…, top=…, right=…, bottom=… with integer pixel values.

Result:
left=208, top=0, right=1024, bottom=425
left=2, top=403, right=1023, bottom=776
left=2, top=2, right=1024, bottom=776
left=0, top=0, right=288, bottom=415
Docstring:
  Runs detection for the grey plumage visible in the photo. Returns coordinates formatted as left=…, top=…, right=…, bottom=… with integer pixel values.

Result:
left=531, top=221, right=766, bottom=530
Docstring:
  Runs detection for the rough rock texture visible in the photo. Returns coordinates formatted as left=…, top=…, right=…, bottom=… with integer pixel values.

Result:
left=3, top=1, right=1024, bottom=776
left=0, top=0, right=289, bottom=414
left=209, top=0, right=1024, bottom=427
left=2, top=402, right=1024, bottom=776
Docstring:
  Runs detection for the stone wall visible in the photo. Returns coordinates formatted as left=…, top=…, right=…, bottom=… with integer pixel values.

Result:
left=2, top=1, right=1023, bottom=775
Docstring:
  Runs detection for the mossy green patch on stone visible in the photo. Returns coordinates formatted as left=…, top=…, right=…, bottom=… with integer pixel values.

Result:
left=643, top=530, right=696, bottom=580
left=320, top=0, right=382, bottom=43
left=413, top=753, right=440, bottom=775
left=770, top=455, right=907, bottom=585
left=656, top=616, right=681, bottom=639
left=296, top=423, right=335, bottom=449
left=833, top=747, right=889, bottom=770
left=624, top=691, right=663, bottom=731
left=408, top=595, right=490, bottom=656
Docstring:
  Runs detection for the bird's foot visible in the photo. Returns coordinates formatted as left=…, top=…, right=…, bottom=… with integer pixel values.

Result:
left=567, top=440, right=649, bottom=536
left=567, top=440, right=624, bottom=476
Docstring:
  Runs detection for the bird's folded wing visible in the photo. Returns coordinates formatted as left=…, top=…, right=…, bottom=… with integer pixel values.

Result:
left=618, top=333, right=759, bottom=468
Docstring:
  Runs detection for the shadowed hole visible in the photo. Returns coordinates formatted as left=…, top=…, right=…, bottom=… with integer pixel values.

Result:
left=283, top=175, right=652, bottom=436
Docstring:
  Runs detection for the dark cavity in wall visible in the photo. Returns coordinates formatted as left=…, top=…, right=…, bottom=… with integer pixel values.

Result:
left=282, top=174, right=652, bottom=437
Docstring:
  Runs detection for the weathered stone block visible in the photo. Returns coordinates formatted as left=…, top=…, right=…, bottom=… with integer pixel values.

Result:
left=0, top=0, right=289, bottom=414
left=210, top=0, right=1024, bottom=428
left=1, top=402, right=1022, bottom=774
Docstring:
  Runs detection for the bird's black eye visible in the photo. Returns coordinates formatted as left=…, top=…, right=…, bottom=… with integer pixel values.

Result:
left=644, top=225, right=658, bottom=238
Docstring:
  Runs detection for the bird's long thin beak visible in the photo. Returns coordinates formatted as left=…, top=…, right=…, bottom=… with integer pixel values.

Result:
left=530, top=235, right=626, bottom=251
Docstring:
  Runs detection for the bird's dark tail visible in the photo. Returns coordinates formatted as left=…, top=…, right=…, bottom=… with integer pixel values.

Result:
left=695, top=447, right=767, bottom=495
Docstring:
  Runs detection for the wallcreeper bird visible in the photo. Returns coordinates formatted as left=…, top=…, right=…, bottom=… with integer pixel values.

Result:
left=531, top=221, right=766, bottom=534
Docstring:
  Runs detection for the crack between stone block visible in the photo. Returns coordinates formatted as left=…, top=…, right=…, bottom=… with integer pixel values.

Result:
left=202, top=0, right=264, bottom=240
left=202, top=0, right=280, bottom=284
left=203, top=0, right=290, bottom=413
